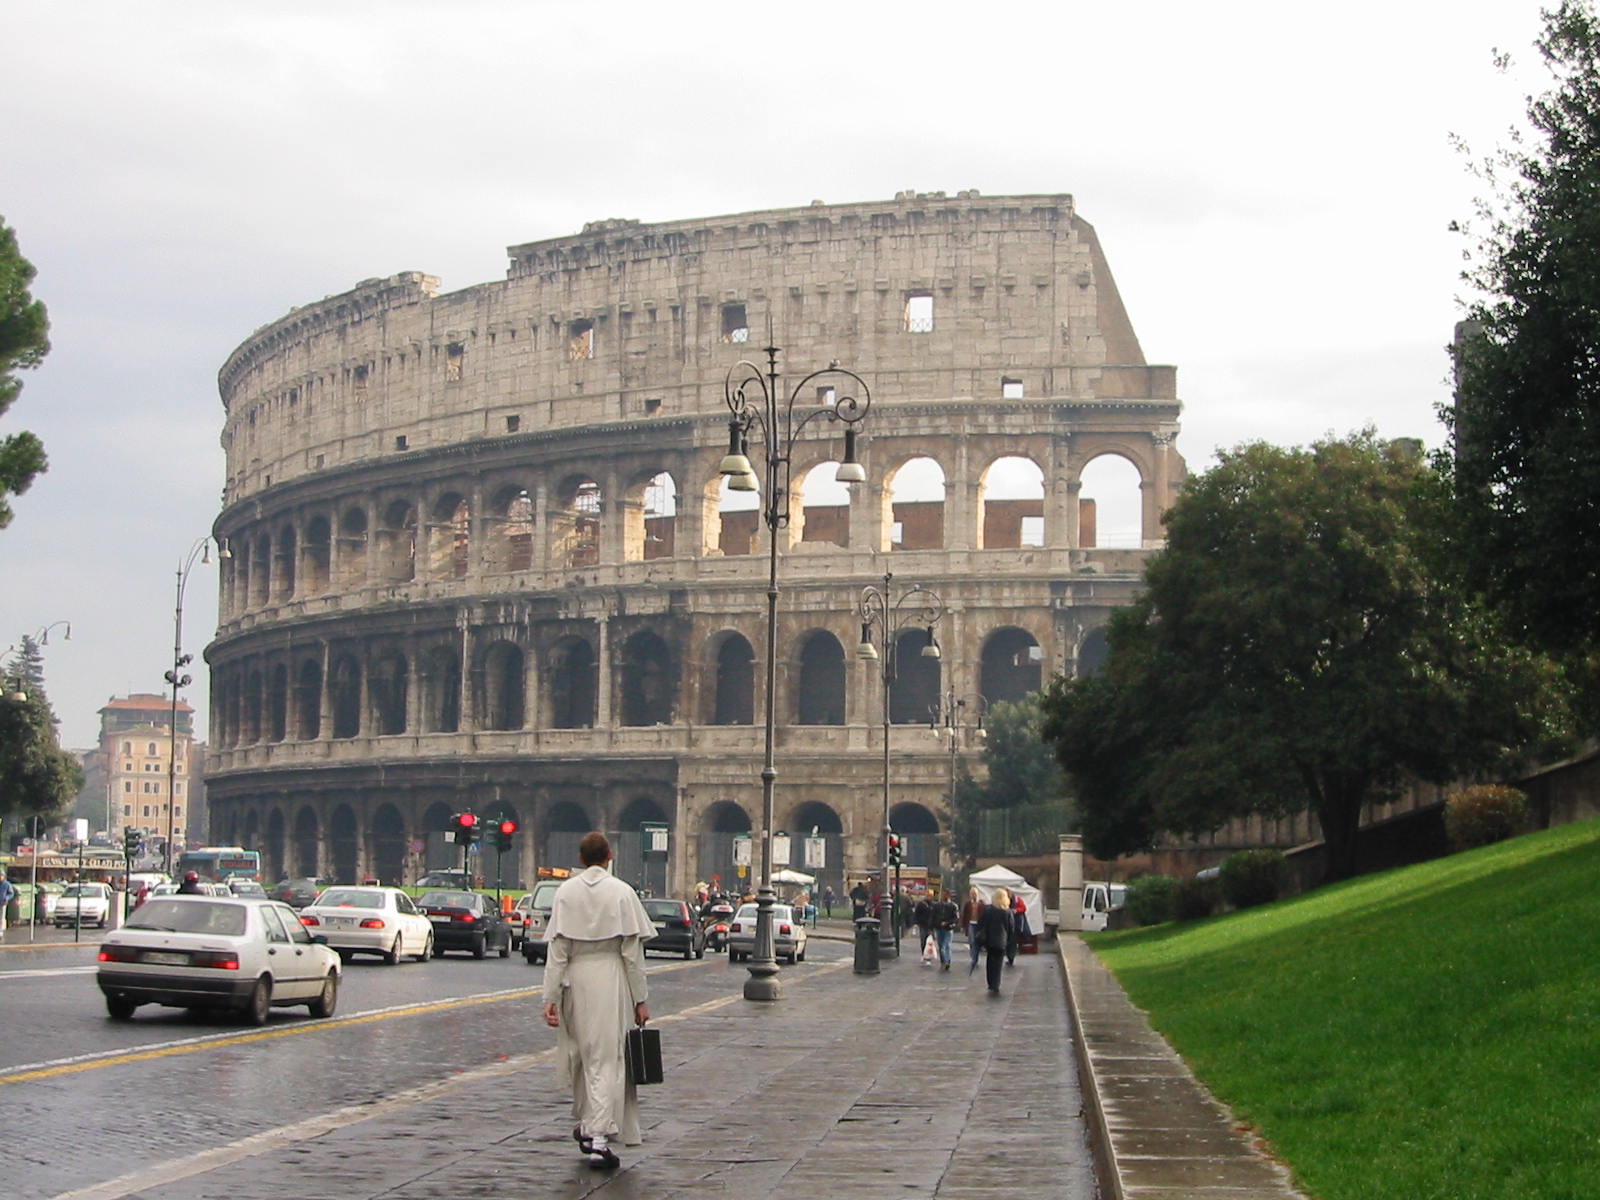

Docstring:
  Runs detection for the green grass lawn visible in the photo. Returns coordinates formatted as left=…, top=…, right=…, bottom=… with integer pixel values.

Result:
left=1088, top=819, right=1600, bottom=1200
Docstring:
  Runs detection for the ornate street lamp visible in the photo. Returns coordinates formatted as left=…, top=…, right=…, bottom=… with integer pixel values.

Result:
left=164, top=536, right=229, bottom=875
left=720, top=341, right=870, bottom=1002
left=856, top=571, right=943, bottom=955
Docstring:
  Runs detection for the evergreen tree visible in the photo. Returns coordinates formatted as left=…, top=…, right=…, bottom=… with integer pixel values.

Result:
left=0, top=637, right=81, bottom=828
left=0, top=217, right=51, bottom=529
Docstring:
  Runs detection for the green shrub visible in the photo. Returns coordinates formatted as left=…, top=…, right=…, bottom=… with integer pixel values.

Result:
left=1220, top=849, right=1289, bottom=909
left=1124, top=874, right=1178, bottom=925
left=1174, top=875, right=1220, bottom=921
left=1445, top=785, right=1529, bottom=851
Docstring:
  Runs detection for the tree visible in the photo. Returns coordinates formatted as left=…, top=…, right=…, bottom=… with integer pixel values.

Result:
left=1041, top=433, right=1568, bottom=880
left=0, top=637, right=81, bottom=832
left=0, top=216, right=51, bottom=530
left=945, top=694, right=1072, bottom=866
left=1447, top=2, right=1600, bottom=673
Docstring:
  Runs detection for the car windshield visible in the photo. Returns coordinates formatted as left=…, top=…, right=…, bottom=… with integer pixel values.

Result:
left=643, top=900, right=682, bottom=920
left=317, top=888, right=386, bottom=908
left=531, top=881, right=561, bottom=906
left=419, top=891, right=476, bottom=909
left=63, top=885, right=105, bottom=898
left=125, top=899, right=247, bottom=936
left=735, top=904, right=757, bottom=920
left=229, top=882, right=266, bottom=896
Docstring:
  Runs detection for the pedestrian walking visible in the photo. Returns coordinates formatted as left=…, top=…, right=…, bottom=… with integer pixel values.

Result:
left=850, top=882, right=868, bottom=920
left=1008, top=890, right=1030, bottom=965
left=823, top=885, right=836, bottom=918
left=541, top=831, right=655, bottom=1170
left=0, top=874, right=15, bottom=936
left=961, top=886, right=984, bottom=973
left=912, top=894, right=932, bottom=960
left=931, top=890, right=959, bottom=970
left=974, top=887, right=1014, bottom=995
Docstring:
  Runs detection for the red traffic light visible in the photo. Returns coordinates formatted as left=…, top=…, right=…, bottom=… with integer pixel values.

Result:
left=459, top=812, right=477, bottom=828
left=498, top=819, right=517, bottom=835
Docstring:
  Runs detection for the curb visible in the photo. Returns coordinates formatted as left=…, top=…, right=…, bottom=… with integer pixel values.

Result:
left=1057, top=933, right=1309, bottom=1200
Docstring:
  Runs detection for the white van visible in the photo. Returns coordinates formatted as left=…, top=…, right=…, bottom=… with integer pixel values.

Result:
left=1080, top=882, right=1127, bottom=932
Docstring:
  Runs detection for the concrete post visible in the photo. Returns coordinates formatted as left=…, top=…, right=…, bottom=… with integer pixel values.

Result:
left=1058, top=833, right=1084, bottom=933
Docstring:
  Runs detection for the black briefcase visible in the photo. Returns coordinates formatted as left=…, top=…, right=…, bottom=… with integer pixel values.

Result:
left=625, top=1026, right=663, bottom=1085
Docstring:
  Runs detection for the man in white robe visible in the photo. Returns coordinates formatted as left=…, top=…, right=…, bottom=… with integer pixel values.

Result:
left=542, top=831, right=654, bottom=1169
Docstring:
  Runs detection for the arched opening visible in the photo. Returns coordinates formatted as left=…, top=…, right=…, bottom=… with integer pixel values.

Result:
left=487, top=486, right=534, bottom=573
left=1078, top=626, right=1111, bottom=677
left=551, top=477, right=602, bottom=568
left=542, top=801, right=592, bottom=873
left=623, top=471, right=677, bottom=562
left=795, top=631, right=845, bottom=725
left=293, top=806, right=320, bottom=879
left=980, top=627, right=1043, bottom=704
left=295, top=659, right=322, bottom=740
left=226, top=541, right=248, bottom=616
left=887, top=456, right=946, bottom=551
left=275, top=524, right=297, bottom=601
left=428, top=493, right=471, bottom=580
left=376, top=500, right=417, bottom=582
left=618, top=630, right=674, bottom=726
left=422, top=801, right=456, bottom=875
left=799, top=462, right=851, bottom=548
left=788, top=801, right=845, bottom=903
left=267, top=664, right=288, bottom=742
left=251, top=533, right=271, bottom=607
left=697, top=800, right=753, bottom=895
left=979, top=455, right=1045, bottom=549
left=710, top=632, right=754, bottom=725
left=264, top=808, right=286, bottom=881
left=548, top=638, right=597, bottom=729
left=614, top=795, right=671, bottom=895
left=370, top=651, right=408, bottom=736
left=303, top=516, right=331, bottom=595
left=1080, top=454, right=1144, bottom=548
left=329, top=803, right=358, bottom=884
left=330, top=654, right=361, bottom=739
left=337, top=507, right=368, bottom=588
left=478, top=641, right=525, bottom=731
left=714, top=475, right=761, bottom=557
left=370, top=803, right=407, bottom=887
left=242, top=668, right=263, bottom=744
left=889, top=801, right=941, bottom=868
left=890, top=629, right=942, bottom=724
left=242, top=810, right=260, bottom=858
left=421, top=645, right=461, bottom=733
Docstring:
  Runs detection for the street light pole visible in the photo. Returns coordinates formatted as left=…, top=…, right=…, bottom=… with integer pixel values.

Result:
left=721, top=340, right=870, bottom=1002
left=856, top=572, right=943, bottom=956
left=163, top=537, right=229, bottom=876
left=933, top=690, right=988, bottom=878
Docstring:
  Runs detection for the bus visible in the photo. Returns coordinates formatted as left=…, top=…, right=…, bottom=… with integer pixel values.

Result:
left=177, top=846, right=262, bottom=882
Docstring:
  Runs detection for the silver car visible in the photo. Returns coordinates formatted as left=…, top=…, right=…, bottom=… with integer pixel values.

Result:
left=726, top=902, right=808, bottom=965
left=298, top=885, right=434, bottom=963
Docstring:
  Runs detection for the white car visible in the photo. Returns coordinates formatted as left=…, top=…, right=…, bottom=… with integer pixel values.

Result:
left=726, top=902, right=808, bottom=965
left=97, top=895, right=341, bottom=1024
left=515, top=879, right=563, bottom=963
left=297, top=885, right=433, bottom=963
left=54, top=882, right=114, bottom=928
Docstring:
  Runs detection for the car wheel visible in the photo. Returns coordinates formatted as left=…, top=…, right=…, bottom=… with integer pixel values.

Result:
left=498, top=936, right=510, bottom=958
left=798, top=947, right=806, bottom=962
left=683, top=945, right=693, bottom=960
left=383, top=936, right=402, bottom=966
left=696, top=945, right=705, bottom=960
left=336, top=949, right=351, bottom=963
left=308, top=972, right=338, bottom=1018
left=415, top=933, right=432, bottom=962
left=472, top=933, right=487, bottom=959
left=105, top=995, right=137, bottom=1021
left=431, top=941, right=444, bottom=958
left=785, top=950, right=797, bottom=965
left=243, top=977, right=271, bottom=1026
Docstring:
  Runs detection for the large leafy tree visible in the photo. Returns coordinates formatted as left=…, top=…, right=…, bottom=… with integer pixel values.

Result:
left=1448, top=2, right=1600, bottom=673
left=945, top=695, right=1072, bottom=866
left=0, top=637, right=81, bottom=833
left=0, top=216, right=51, bottom=530
left=1041, top=433, right=1567, bottom=880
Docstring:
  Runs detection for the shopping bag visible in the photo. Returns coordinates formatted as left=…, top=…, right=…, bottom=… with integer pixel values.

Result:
left=922, top=934, right=937, bottom=964
left=626, top=1025, right=664, bottom=1085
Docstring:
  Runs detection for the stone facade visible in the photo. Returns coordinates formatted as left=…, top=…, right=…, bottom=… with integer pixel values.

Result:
left=204, top=191, right=1185, bottom=898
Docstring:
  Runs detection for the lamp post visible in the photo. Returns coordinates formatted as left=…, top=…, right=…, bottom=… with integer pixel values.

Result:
left=856, top=571, right=943, bottom=955
left=719, top=340, right=870, bottom=1002
left=932, top=689, right=987, bottom=879
left=163, top=537, right=229, bottom=876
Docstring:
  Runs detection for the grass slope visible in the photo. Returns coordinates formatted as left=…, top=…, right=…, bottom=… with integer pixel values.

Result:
left=1089, top=819, right=1600, bottom=1200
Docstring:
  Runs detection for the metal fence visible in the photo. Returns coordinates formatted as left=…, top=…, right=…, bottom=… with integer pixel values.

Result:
left=976, top=802, right=1073, bottom=857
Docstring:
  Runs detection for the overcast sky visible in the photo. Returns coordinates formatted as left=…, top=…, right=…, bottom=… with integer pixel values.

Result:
left=2, top=0, right=1551, bottom=748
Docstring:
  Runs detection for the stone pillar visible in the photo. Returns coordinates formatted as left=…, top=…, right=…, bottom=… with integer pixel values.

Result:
left=849, top=481, right=886, bottom=553
left=1058, top=833, right=1084, bottom=932
left=595, top=616, right=613, bottom=727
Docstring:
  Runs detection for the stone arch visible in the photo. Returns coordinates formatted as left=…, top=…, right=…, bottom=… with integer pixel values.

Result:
left=486, top=485, right=534, bottom=574
left=275, top=523, right=297, bottom=600
left=798, top=461, right=851, bottom=548
left=889, top=800, right=940, bottom=868
left=420, top=644, right=461, bottom=733
left=264, top=807, right=286, bottom=881
left=241, top=809, right=260, bottom=857
left=787, top=800, right=845, bottom=896
left=370, top=802, right=407, bottom=886
left=329, top=803, right=359, bottom=884
left=542, top=800, right=593, bottom=873
left=329, top=653, right=361, bottom=739
left=614, top=794, right=672, bottom=893
left=548, top=637, right=597, bottom=729
left=978, top=455, right=1045, bottom=549
left=710, top=474, right=760, bottom=557
left=242, top=667, right=263, bottom=744
left=551, top=475, right=602, bottom=568
left=427, top=492, right=471, bottom=580
left=267, top=663, right=289, bottom=742
left=1078, top=626, right=1112, bottom=677
left=478, top=640, right=526, bottom=731
left=376, top=499, right=417, bottom=582
left=1079, top=452, right=1144, bottom=548
left=795, top=630, right=846, bottom=725
left=890, top=628, right=942, bottom=725
left=886, top=455, right=946, bottom=551
left=624, top=470, right=677, bottom=562
left=303, top=515, right=331, bottom=595
left=295, top=658, right=322, bottom=740
left=370, top=650, right=408, bottom=735
left=697, top=800, right=753, bottom=895
left=337, top=506, right=368, bottom=588
left=293, top=805, right=320, bottom=878
left=708, top=631, right=754, bottom=725
left=980, top=626, right=1043, bottom=704
left=618, top=630, right=674, bottom=726
left=251, top=532, right=271, bottom=607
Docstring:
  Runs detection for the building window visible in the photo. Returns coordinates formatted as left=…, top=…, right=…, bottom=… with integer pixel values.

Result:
left=568, top=320, right=595, bottom=361
left=395, top=435, right=408, bottom=451
left=353, top=363, right=369, bottom=395
left=175, top=783, right=183, bottom=796
left=1002, top=377, right=1024, bottom=399
left=904, top=293, right=934, bottom=333
left=1020, top=515, right=1044, bottom=546
left=446, top=341, right=466, bottom=381
left=147, top=742, right=157, bottom=755
left=123, top=805, right=131, bottom=817
left=505, top=415, right=520, bottom=433
left=123, top=781, right=132, bottom=793
left=142, top=806, right=151, bottom=817
left=122, top=741, right=131, bottom=754
left=644, top=397, right=662, bottom=415
left=721, top=303, right=749, bottom=343
left=174, top=806, right=182, bottom=817
left=818, top=386, right=836, bottom=407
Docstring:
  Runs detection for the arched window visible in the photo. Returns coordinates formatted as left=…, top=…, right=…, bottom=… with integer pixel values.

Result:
left=303, top=516, right=331, bottom=595
left=421, top=645, right=461, bottom=733
left=376, top=500, right=417, bottom=582
left=799, top=462, right=851, bottom=548
left=370, top=651, right=408, bottom=735
left=552, top=477, right=602, bottom=568
left=548, top=638, right=596, bottom=729
left=427, top=494, right=471, bottom=580
left=479, top=641, right=525, bottom=731
left=715, top=475, right=760, bottom=557
left=711, top=633, right=754, bottom=725
left=337, top=507, right=368, bottom=588
left=886, top=457, right=946, bottom=551
left=275, top=524, right=297, bottom=600
left=979, top=456, right=1046, bottom=549
left=795, top=632, right=845, bottom=725
left=330, top=654, right=361, bottom=739
left=1080, top=454, right=1144, bottom=548
left=980, top=627, right=1043, bottom=704
left=624, top=471, right=677, bottom=562
left=267, top=664, right=289, bottom=742
left=1078, top=626, right=1112, bottom=677
left=296, top=659, right=322, bottom=739
left=889, top=628, right=941, bottom=724
left=487, top=486, right=534, bottom=573
left=619, top=631, right=674, bottom=726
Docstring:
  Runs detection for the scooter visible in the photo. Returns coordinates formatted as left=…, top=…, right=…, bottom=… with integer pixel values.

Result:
left=701, top=903, right=735, bottom=952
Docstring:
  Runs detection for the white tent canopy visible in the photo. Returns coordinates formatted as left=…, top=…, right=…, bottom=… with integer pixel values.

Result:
left=967, top=864, right=1044, bottom=938
left=771, top=868, right=815, bottom=886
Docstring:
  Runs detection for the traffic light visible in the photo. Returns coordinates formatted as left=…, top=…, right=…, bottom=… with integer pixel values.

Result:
left=887, top=833, right=902, bottom=867
left=123, top=827, right=142, bottom=858
left=450, top=811, right=480, bottom=845
left=493, top=818, right=517, bottom=852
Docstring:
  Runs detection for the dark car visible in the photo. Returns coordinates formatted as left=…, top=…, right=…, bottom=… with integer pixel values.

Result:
left=416, top=890, right=511, bottom=959
left=642, top=898, right=706, bottom=960
left=267, top=878, right=322, bottom=908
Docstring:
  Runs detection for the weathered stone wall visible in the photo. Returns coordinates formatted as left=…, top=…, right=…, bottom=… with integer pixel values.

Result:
left=204, top=192, right=1185, bottom=897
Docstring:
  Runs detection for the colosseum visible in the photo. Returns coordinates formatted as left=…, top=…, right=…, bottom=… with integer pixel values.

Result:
left=204, top=190, right=1185, bottom=900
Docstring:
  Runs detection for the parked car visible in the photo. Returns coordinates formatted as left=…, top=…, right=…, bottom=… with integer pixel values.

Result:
left=266, top=878, right=322, bottom=908
left=514, top=879, right=564, bottom=963
left=726, top=902, right=808, bottom=964
left=642, top=898, right=706, bottom=959
left=299, top=886, right=433, bottom=964
left=96, top=895, right=341, bottom=1024
left=54, top=882, right=114, bottom=928
left=416, top=890, right=511, bottom=958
